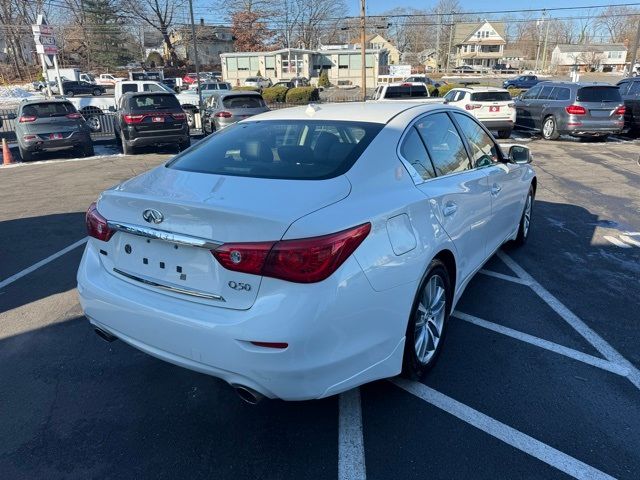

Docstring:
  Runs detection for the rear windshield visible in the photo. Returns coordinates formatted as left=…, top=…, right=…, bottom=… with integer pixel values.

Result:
left=21, top=102, right=76, bottom=117
left=167, top=120, right=383, bottom=180
left=245, top=77, right=258, bottom=82
left=470, top=91, right=511, bottom=102
left=129, top=94, right=181, bottom=110
left=576, top=87, right=622, bottom=103
left=384, top=85, right=428, bottom=98
left=222, top=95, right=266, bottom=109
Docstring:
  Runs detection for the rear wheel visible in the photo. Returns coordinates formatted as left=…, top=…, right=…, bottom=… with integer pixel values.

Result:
left=179, top=138, right=191, bottom=151
left=92, top=88, right=102, bottom=96
left=542, top=116, right=560, bottom=140
left=120, top=132, right=134, bottom=155
left=402, top=260, right=451, bottom=379
left=497, top=129, right=512, bottom=139
left=66, top=90, right=75, bottom=97
left=83, top=143, right=95, bottom=157
left=18, top=146, right=33, bottom=162
left=513, top=186, right=534, bottom=246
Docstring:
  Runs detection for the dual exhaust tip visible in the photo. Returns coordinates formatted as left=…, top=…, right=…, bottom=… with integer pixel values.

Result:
left=92, top=327, right=264, bottom=404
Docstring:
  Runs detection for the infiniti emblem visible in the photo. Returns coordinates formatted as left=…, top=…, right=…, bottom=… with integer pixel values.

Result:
left=142, top=209, right=164, bottom=224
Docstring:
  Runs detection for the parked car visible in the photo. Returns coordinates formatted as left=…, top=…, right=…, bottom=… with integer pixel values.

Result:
left=96, top=73, right=125, bottom=86
left=372, top=83, right=442, bottom=103
left=403, top=75, right=443, bottom=87
left=202, top=90, right=269, bottom=134
left=183, top=73, right=198, bottom=85
left=290, top=77, right=309, bottom=87
left=272, top=81, right=295, bottom=89
left=514, top=82, right=625, bottom=140
left=244, top=76, right=272, bottom=89
left=15, top=99, right=94, bottom=161
left=78, top=102, right=536, bottom=402
left=616, top=77, right=640, bottom=136
left=443, top=87, right=515, bottom=139
left=61, top=80, right=106, bottom=97
left=503, top=75, right=541, bottom=90
left=452, top=65, right=477, bottom=74
left=492, top=64, right=519, bottom=74
left=113, top=92, right=190, bottom=154
left=162, top=78, right=179, bottom=92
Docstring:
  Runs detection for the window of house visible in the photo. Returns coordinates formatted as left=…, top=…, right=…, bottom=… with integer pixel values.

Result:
left=249, top=57, right=259, bottom=71
left=265, top=56, right=275, bottom=70
left=237, top=57, right=250, bottom=70
left=366, top=54, right=374, bottom=68
left=350, top=55, right=362, bottom=69
left=338, top=55, right=349, bottom=69
left=227, top=57, right=237, bottom=71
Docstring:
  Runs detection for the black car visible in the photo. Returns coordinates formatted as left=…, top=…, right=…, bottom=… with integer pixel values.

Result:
left=62, top=80, right=105, bottom=97
left=616, top=77, right=640, bottom=136
left=114, top=92, right=190, bottom=154
left=15, top=99, right=94, bottom=161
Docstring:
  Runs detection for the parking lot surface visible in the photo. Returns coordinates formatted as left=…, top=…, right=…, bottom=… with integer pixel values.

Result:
left=1, top=134, right=639, bottom=479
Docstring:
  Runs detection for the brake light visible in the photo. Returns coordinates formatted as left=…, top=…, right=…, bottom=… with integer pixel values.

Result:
left=214, top=111, right=232, bottom=118
left=565, top=105, right=586, bottom=115
left=172, top=113, right=186, bottom=120
left=66, top=113, right=83, bottom=119
left=212, top=223, right=371, bottom=283
left=85, top=202, right=114, bottom=242
left=123, top=114, right=145, bottom=124
left=19, top=115, right=37, bottom=123
left=23, top=135, right=38, bottom=141
left=465, top=104, right=481, bottom=110
left=614, top=106, right=626, bottom=115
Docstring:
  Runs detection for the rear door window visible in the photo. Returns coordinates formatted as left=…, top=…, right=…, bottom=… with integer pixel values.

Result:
left=414, top=112, right=471, bottom=176
left=470, top=91, right=512, bottom=102
left=522, top=85, right=542, bottom=100
left=129, top=95, right=181, bottom=110
left=550, top=87, right=571, bottom=101
left=222, top=95, right=266, bottom=108
left=399, top=128, right=436, bottom=180
left=452, top=113, right=500, bottom=168
left=576, top=87, right=622, bottom=103
left=537, top=86, right=555, bottom=100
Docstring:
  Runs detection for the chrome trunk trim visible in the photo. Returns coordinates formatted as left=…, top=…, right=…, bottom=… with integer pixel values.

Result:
left=107, top=221, right=222, bottom=250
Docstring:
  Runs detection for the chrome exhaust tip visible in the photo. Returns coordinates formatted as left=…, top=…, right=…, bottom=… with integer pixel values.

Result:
left=94, top=327, right=118, bottom=343
left=233, top=385, right=264, bottom=405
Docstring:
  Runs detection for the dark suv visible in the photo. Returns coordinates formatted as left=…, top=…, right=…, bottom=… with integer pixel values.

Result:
left=15, top=99, right=94, bottom=161
left=61, top=81, right=105, bottom=97
left=616, top=77, right=640, bottom=136
left=114, top=92, right=190, bottom=154
left=514, top=82, right=625, bottom=140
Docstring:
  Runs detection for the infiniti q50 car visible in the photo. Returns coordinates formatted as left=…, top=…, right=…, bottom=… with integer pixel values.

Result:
left=77, top=103, right=536, bottom=402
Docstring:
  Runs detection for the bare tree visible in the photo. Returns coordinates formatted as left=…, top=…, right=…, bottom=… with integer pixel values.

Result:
left=596, top=6, right=640, bottom=43
left=579, top=50, right=605, bottom=71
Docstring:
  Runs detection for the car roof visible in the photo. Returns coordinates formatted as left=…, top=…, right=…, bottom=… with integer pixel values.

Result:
left=123, top=91, right=175, bottom=97
left=245, top=102, right=443, bottom=124
left=454, top=86, right=509, bottom=93
left=214, top=90, right=262, bottom=97
left=537, top=81, right=618, bottom=88
left=20, top=97, right=73, bottom=106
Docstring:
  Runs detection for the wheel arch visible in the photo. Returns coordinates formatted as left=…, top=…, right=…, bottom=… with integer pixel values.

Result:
left=433, top=249, right=457, bottom=301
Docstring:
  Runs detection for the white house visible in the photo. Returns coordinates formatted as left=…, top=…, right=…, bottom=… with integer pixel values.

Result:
left=551, top=44, right=627, bottom=72
left=453, top=21, right=506, bottom=69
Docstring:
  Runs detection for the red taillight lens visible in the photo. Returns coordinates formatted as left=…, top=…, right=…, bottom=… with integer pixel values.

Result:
left=172, top=113, right=186, bottom=120
left=23, top=134, right=38, bottom=141
left=214, top=111, right=233, bottom=118
left=66, top=113, right=83, bottom=119
left=565, top=105, right=586, bottom=115
left=465, top=104, right=481, bottom=110
left=86, top=202, right=114, bottom=242
left=614, top=106, right=626, bottom=115
left=19, top=115, right=37, bottom=123
left=123, top=114, right=145, bottom=124
left=212, top=223, right=371, bottom=283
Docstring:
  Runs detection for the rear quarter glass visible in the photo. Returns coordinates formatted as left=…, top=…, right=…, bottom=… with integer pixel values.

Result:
left=166, top=120, right=383, bottom=180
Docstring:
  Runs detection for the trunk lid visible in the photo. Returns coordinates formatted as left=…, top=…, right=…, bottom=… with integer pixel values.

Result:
left=96, top=166, right=351, bottom=309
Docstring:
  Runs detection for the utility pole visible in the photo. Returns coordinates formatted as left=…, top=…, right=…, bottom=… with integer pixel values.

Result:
left=541, top=11, right=551, bottom=72
left=360, top=0, right=366, bottom=101
left=534, top=18, right=543, bottom=72
left=629, top=18, right=640, bottom=78
left=446, top=13, right=455, bottom=73
left=435, top=12, right=441, bottom=72
left=188, top=0, right=203, bottom=124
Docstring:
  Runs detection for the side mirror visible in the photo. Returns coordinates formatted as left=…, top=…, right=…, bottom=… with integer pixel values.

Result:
left=7, top=113, right=17, bottom=120
left=442, top=99, right=449, bottom=104
left=509, top=145, right=532, bottom=164
left=108, top=106, right=116, bottom=112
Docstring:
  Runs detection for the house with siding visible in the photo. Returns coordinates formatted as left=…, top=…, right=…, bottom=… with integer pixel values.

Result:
left=550, top=44, right=627, bottom=72
left=452, top=21, right=506, bottom=69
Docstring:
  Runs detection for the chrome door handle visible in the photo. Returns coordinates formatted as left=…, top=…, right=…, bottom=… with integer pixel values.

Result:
left=491, top=184, right=502, bottom=195
left=443, top=202, right=458, bottom=216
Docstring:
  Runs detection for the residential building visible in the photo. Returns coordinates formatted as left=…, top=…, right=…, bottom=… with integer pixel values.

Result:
left=172, top=21, right=234, bottom=67
left=349, top=34, right=401, bottom=65
left=221, top=47, right=389, bottom=88
left=550, top=44, right=627, bottom=72
left=501, top=49, right=527, bottom=69
left=452, top=21, right=506, bottom=69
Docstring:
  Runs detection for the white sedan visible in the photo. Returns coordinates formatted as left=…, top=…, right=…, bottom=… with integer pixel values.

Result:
left=77, top=103, right=536, bottom=402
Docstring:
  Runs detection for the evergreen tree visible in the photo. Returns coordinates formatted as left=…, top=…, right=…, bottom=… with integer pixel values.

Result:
left=83, top=0, right=133, bottom=68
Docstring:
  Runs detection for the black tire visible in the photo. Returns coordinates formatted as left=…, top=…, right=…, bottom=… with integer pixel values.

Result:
left=92, top=88, right=102, bottom=96
left=185, top=110, right=196, bottom=128
left=541, top=115, right=560, bottom=140
left=513, top=186, right=534, bottom=246
left=497, top=129, right=512, bottom=139
left=66, top=90, right=74, bottom=97
left=120, top=132, right=134, bottom=155
left=179, top=138, right=191, bottom=151
left=83, top=143, right=95, bottom=157
left=18, top=146, right=33, bottom=162
left=402, top=259, right=452, bottom=379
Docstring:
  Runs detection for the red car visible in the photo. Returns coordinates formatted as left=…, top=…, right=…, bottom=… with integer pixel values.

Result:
left=182, top=73, right=198, bottom=85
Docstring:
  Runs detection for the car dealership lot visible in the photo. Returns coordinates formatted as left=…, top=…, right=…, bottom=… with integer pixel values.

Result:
left=1, top=136, right=639, bottom=479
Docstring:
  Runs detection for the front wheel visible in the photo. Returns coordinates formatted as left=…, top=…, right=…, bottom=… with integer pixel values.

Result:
left=92, top=88, right=102, bottom=96
left=402, top=260, right=451, bottom=379
left=542, top=116, right=560, bottom=140
left=497, top=129, right=512, bottom=139
left=513, top=186, right=534, bottom=246
left=66, top=90, right=74, bottom=97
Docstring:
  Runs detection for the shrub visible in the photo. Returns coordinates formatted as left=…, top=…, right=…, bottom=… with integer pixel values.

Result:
left=232, top=86, right=261, bottom=92
left=427, top=85, right=438, bottom=96
left=318, top=69, right=330, bottom=88
left=285, top=86, right=320, bottom=103
left=508, top=88, right=524, bottom=98
left=262, top=86, right=289, bottom=103
left=256, top=70, right=263, bottom=77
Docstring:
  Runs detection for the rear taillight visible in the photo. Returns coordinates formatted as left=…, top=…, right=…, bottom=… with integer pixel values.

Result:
left=66, top=113, right=83, bottom=119
left=214, top=111, right=233, bottom=118
left=23, top=134, right=38, bottom=141
left=19, top=115, right=37, bottom=123
left=565, top=105, right=586, bottom=115
left=465, top=104, right=481, bottom=110
left=614, top=106, right=626, bottom=115
left=172, top=113, right=186, bottom=120
left=123, top=114, right=145, bottom=124
left=86, top=202, right=114, bottom=242
left=212, top=223, right=371, bottom=283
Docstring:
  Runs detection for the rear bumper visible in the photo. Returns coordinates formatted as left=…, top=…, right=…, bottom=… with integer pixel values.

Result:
left=21, top=132, right=91, bottom=152
left=125, top=129, right=189, bottom=147
left=479, top=119, right=515, bottom=130
left=77, top=240, right=408, bottom=400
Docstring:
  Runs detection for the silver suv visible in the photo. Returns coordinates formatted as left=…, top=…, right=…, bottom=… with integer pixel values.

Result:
left=514, top=82, right=625, bottom=140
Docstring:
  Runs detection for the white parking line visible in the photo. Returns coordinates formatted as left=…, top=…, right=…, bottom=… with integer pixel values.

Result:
left=338, top=388, right=366, bottom=480
left=498, top=251, right=640, bottom=392
left=391, top=379, right=617, bottom=480
left=453, top=311, right=629, bottom=377
left=619, top=235, right=640, bottom=247
left=0, top=237, right=87, bottom=290
left=603, top=236, right=632, bottom=248
left=479, top=269, right=530, bottom=285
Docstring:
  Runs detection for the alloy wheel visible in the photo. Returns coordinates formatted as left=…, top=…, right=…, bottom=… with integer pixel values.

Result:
left=414, top=274, right=447, bottom=364
left=543, top=118, right=554, bottom=138
left=523, top=193, right=532, bottom=237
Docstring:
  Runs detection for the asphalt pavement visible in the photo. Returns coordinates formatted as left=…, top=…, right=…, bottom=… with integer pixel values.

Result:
left=0, top=133, right=639, bottom=479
